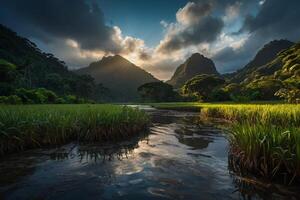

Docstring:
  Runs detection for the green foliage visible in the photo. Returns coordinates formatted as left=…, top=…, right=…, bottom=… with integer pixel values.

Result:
left=275, top=88, right=300, bottom=104
left=0, top=59, right=18, bottom=95
left=245, top=78, right=283, bottom=100
left=181, top=74, right=225, bottom=101
left=15, top=88, right=55, bottom=104
left=209, top=88, right=229, bottom=102
left=0, top=104, right=149, bottom=155
left=43, top=73, right=64, bottom=92
left=150, top=102, right=300, bottom=183
left=221, top=41, right=300, bottom=103
left=199, top=104, right=300, bottom=182
left=0, top=59, right=16, bottom=82
left=138, top=82, right=179, bottom=102
left=0, top=25, right=111, bottom=102
left=0, top=87, right=95, bottom=105
left=0, top=95, right=22, bottom=104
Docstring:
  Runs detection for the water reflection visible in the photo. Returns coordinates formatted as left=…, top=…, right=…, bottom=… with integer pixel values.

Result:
left=0, top=106, right=299, bottom=199
left=48, top=133, right=148, bottom=162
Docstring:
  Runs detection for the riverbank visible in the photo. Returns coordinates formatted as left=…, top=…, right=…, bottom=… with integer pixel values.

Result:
left=149, top=102, right=300, bottom=184
left=0, top=104, right=149, bottom=156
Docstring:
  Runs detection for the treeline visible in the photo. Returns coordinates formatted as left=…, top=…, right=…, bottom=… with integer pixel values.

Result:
left=0, top=88, right=95, bottom=104
left=0, top=58, right=111, bottom=104
left=138, top=74, right=299, bottom=104
left=138, top=42, right=300, bottom=104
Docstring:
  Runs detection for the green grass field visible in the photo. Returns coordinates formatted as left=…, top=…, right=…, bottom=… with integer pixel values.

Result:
left=0, top=104, right=149, bottom=155
left=150, top=102, right=300, bottom=183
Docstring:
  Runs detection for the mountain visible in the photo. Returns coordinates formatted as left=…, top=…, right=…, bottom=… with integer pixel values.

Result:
left=75, top=55, right=159, bottom=101
left=221, top=41, right=300, bottom=101
left=247, top=42, right=300, bottom=83
left=167, top=53, right=219, bottom=88
left=229, top=40, right=294, bottom=83
left=0, top=24, right=69, bottom=77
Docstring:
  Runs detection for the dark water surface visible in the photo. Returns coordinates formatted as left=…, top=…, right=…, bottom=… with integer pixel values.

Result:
left=0, top=106, right=299, bottom=200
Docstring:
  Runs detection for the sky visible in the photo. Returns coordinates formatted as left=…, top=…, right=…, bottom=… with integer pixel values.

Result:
left=1, top=0, right=300, bottom=80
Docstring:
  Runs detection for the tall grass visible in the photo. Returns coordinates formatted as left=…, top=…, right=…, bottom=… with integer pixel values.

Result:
left=199, top=104, right=300, bottom=126
left=150, top=102, right=300, bottom=183
left=0, top=104, right=149, bottom=155
left=197, top=104, right=300, bottom=183
left=229, top=124, right=300, bottom=183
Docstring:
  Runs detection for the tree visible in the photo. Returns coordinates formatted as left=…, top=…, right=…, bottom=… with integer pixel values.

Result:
left=0, top=59, right=17, bottom=95
left=275, top=88, right=300, bottom=103
left=67, top=75, right=96, bottom=99
left=15, top=88, right=58, bottom=104
left=138, top=82, right=178, bottom=102
left=245, top=78, right=283, bottom=100
left=95, top=83, right=111, bottom=102
left=181, top=74, right=225, bottom=101
left=44, top=73, right=64, bottom=93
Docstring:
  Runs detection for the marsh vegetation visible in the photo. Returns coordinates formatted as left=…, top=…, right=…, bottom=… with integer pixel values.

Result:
left=0, top=104, right=149, bottom=155
left=150, top=102, right=300, bottom=184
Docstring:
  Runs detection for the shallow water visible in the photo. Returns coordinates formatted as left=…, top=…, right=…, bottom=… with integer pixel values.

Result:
left=0, top=106, right=299, bottom=200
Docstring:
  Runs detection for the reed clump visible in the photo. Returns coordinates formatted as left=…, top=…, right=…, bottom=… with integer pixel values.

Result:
left=0, top=104, right=149, bottom=155
left=150, top=102, right=300, bottom=183
left=199, top=104, right=300, bottom=183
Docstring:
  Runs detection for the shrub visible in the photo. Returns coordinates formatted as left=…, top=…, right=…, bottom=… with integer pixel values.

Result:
left=55, top=97, right=66, bottom=104
left=138, top=82, right=179, bottom=102
left=275, top=88, right=300, bottom=104
left=181, top=74, right=225, bottom=101
left=0, top=95, right=22, bottom=104
left=63, top=95, right=77, bottom=104
left=15, top=88, right=59, bottom=104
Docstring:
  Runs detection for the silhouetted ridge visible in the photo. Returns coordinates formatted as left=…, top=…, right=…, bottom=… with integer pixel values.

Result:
left=76, top=55, right=159, bottom=101
left=167, top=53, right=219, bottom=88
left=230, top=39, right=294, bottom=82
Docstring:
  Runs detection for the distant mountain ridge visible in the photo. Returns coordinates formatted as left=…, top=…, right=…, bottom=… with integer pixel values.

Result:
left=167, top=53, right=219, bottom=88
left=76, top=55, right=159, bottom=101
left=229, top=39, right=294, bottom=83
left=245, top=41, right=300, bottom=83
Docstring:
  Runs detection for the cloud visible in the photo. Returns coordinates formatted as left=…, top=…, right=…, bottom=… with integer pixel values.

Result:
left=0, top=0, right=124, bottom=53
left=215, top=0, right=300, bottom=72
left=1, top=0, right=300, bottom=80
left=176, top=2, right=213, bottom=26
left=156, top=1, right=224, bottom=54
left=222, top=1, right=241, bottom=22
left=240, top=0, right=300, bottom=41
left=0, top=0, right=152, bottom=68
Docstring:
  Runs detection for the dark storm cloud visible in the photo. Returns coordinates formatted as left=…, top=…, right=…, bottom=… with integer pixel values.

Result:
left=212, top=46, right=252, bottom=73
left=0, top=0, right=120, bottom=52
left=157, top=2, right=224, bottom=53
left=238, top=0, right=300, bottom=44
left=159, top=17, right=224, bottom=53
left=241, top=0, right=300, bottom=40
left=214, top=0, right=300, bottom=73
left=139, top=51, right=151, bottom=61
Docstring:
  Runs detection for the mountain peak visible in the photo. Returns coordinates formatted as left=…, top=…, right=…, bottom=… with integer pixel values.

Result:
left=100, top=54, right=132, bottom=65
left=253, top=40, right=294, bottom=67
left=167, top=53, right=219, bottom=88
left=246, top=40, right=294, bottom=68
left=75, top=54, right=159, bottom=101
left=189, top=52, right=204, bottom=59
left=230, top=39, right=294, bottom=82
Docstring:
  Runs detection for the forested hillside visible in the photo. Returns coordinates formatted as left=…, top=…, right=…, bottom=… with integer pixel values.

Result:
left=180, top=41, right=300, bottom=103
left=0, top=24, right=110, bottom=103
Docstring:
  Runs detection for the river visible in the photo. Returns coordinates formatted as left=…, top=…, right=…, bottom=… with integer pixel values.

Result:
left=0, top=106, right=298, bottom=199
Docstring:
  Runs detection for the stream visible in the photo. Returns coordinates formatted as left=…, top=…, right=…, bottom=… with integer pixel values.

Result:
left=0, top=106, right=299, bottom=199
